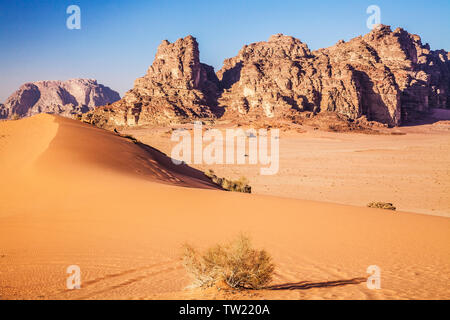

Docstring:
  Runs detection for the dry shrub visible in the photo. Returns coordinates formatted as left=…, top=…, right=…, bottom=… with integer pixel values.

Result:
left=367, top=202, right=396, bottom=211
left=122, top=134, right=139, bottom=143
left=205, top=170, right=251, bottom=193
left=182, top=234, right=275, bottom=290
left=113, top=129, right=140, bottom=144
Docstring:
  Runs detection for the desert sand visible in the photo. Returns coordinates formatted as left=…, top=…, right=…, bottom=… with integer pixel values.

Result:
left=0, top=115, right=449, bottom=300
left=123, top=109, right=450, bottom=218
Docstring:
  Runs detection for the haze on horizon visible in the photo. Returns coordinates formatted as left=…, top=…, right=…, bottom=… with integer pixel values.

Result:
left=1, top=0, right=449, bottom=102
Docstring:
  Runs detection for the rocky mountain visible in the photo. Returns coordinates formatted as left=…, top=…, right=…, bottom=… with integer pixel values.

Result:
left=84, top=36, right=220, bottom=127
left=0, top=79, right=120, bottom=120
left=218, top=25, right=449, bottom=126
left=0, top=104, right=5, bottom=119
left=84, top=26, right=449, bottom=128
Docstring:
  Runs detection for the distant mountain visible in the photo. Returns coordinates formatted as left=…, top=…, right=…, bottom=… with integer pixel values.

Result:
left=0, top=79, right=120, bottom=120
left=83, top=26, right=450, bottom=128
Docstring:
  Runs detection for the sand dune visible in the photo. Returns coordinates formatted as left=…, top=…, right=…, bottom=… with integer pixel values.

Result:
left=0, top=115, right=449, bottom=300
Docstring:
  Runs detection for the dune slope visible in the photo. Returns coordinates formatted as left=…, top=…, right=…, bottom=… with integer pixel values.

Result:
left=0, top=115, right=449, bottom=300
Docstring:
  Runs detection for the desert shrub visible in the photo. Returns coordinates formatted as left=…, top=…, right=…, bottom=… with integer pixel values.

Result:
left=367, top=202, right=396, bottom=211
left=122, top=134, right=139, bottom=143
left=205, top=169, right=215, bottom=179
left=327, top=124, right=338, bottom=132
left=205, top=170, right=251, bottom=193
left=113, top=130, right=139, bottom=144
left=10, top=113, right=21, bottom=121
left=390, top=132, right=407, bottom=136
left=182, top=234, right=275, bottom=290
left=229, top=177, right=251, bottom=193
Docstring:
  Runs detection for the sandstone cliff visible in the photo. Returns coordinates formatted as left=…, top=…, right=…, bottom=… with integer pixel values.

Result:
left=84, top=26, right=449, bottom=128
left=85, top=36, right=220, bottom=127
left=218, top=25, right=450, bottom=126
left=0, top=79, right=120, bottom=120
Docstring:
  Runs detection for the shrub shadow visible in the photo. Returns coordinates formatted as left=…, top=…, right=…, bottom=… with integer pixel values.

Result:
left=266, top=277, right=367, bottom=290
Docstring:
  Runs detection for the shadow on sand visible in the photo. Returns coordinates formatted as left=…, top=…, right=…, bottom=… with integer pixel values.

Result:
left=266, top=277, right=367, bottom=291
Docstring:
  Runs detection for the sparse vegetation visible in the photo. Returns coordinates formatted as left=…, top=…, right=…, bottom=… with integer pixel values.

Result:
left=367, top=202, right=396, bottom=211
left=10, top=113, right=21, bottom=121
left=113, top=129, right=140, bottom=144
left=390, top=132, right=407, bottom=136
left=182, top=234, right=275, bottom=290
left=205, top=170, right=251, bottom=193
left=122, top=134, right=139, bottom=144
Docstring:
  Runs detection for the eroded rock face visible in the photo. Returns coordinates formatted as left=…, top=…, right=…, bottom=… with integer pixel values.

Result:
left=0, top=104, right=6, bottom=118
left=85, top=36, right=220, bottom=127
left=84, top=26, right=449, bottom=128
left=217, top=34, right=317, bottom=120
left=218, top=25, right=450, bottom=126
left=0, top=79, right=120, bottom=119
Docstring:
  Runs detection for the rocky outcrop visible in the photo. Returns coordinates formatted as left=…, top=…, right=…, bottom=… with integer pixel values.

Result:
left=218, top=25, right=450, bottom=126
left=85, top=36, right=220, bottom=127
left=0, top=79, right=120, bottom=120
left=84, top=26, right=449, bottom=128
left=0, top=104, right=5, bottom=118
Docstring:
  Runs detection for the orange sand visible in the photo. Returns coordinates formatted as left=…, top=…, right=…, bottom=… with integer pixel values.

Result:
left=124, top=115, right=450, bottom=217
left=0, top=115, right=449, bottom=300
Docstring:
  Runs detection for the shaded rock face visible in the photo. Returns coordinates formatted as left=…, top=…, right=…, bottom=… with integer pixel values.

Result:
left=85, top=26, right=449, bottom=128
left=85, top=36, right=220, bottom=127
left=218, top=26, right=450, bottom=126
left=0, top=104, right=5, bottom=118
left=0, top=79, right=120, bottom=120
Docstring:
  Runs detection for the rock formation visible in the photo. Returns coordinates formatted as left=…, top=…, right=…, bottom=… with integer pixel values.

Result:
left=218, top=25, right=450, bottom=126
left=84, top=26, right=449, bottom=128
left=84, top=36, right=220, bottom=127
left=0, top=79, right=120, bottom=120
left=0, top=104, right=5, bottom=119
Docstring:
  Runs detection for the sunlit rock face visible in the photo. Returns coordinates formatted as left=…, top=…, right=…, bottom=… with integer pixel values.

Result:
left=217, top=25, right=449, bottom=126
left=84, top=26, right=449, bottom=128
left=84, top=35, right=220, bottom=127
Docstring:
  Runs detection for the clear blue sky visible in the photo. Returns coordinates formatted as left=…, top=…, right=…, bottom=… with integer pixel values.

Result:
left=1, top=0, right=449, bottom=102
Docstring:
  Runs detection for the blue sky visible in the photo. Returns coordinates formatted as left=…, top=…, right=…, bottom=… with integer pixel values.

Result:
left=0, top=0, right=449, bottom=101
